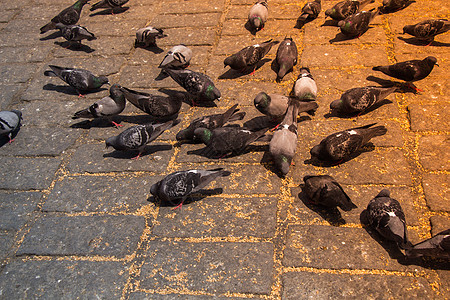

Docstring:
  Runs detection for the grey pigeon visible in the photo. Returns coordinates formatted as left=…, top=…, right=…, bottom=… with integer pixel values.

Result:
left=105, top=119, right=179, bottom=159
left=224, top=39, right=279, bottom=74
left=406, top=229, right=450, bottom=259
left=44, top=65, right=109, bottom=97
left=330, top=86, right=397, bottom=115
left=40, top=0, right=89, bottom=34
left=275, top=37, right=298, bottom=82
left=293, top=67, right=317, bottom=101
left=254, top=92, right=318, bottom=122
left=56, top=24, right=96, bottom=46
left=303, top=175, right=357, bottom=211
left=367, top=189, right=412, bottom=250
left=403, top=19, right=450, bottom=45
left=325, top=0, right=375, bottom=21
left=176, top=104, right=246, bottom=142
left=150, top=168, right=231, bottom=208
left=134, top=26, right=167, bottom=48
left=72, top=84, right=125, bottom=127
left=248, top=0, right=268, bottom=32
left=379, top=0, right=413, bottom=14
left=338, top=8, right=379, bottom=38
left=158, top=45, right=193, bottom=69
left=0, top=110, right=22, bottom=143
left=119, top=86, right=182, bottom=119
left=297, top=0, right=321, bottom=27
left=310, top=123, right=387, bottom=162
left=372, top=56, right=438, bottom=92
left=193, top=126, right=268, bottom=158
left=164, top=68, right=221, bottom=105
left=90, top=0, right=129, bottom=12
left=269, top=100, right=299, bottom=176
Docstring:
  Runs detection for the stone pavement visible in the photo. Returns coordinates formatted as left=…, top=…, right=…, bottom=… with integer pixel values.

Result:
left=0, top=0, right=449, bottom=298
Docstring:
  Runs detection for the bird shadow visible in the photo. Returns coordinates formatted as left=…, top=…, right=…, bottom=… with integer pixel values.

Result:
left=148, top=188, right=224, bottom=208
left=294, top=17, right=315, bottom=29
left=134, top=44, right=164, bottom=54
left=89, top=6, right=129, bottom=17
left=39, top=31, right=62, bottom=41
left=43, top=83, right=107, bottom=96
left=218, top=58, right=271, bottom=79
left=329, top=29, right=371, bottom=43
left=103, top=144, right=172, bottom=159
left=243, top=116, right=275, bottom=132
left=321, top=19, right=339, bottom=27
left=54, top=41, right=95, bottom=53
left=365, top=76, right=418, bottom=94
left=304, top=143, right=375, bottom=167
left=360, top=209, right=408, bottom=262
left=154, top=70, right=169, bottom=81
left=397, top=36, right=450, bottom=47
left=298, top=187, right=346, bottom=226
left=70, top=118, right=118, bottom=129
left=187, top=144, right=269, bottom=160
left=324, top=99, right=393, bottom=119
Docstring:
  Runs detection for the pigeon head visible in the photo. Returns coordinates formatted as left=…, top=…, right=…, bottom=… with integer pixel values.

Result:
left=193, top=128, right=212, bottom=144
left=204, top=84, right=221, bottom=101
left=298, top=67, right=312, bottom=77
left=110, top=84, right=125, bottom=100
left=425, top=56, right=438, bottom=67
left=324, top=8, right=334, bottom=18
left=402, top=25, right=413, bottom=35
left=254, top=92, right=271, bottom=110
left=94, top=76, right=109, bottom=88
left=250, top=16, right=263, bottom=30
left=176, top=127, right=193, bottom=142
left=274, top=155, right=291, bottom=176
left=11, top=110, right=23, bottom=120
left=330, top=99, right=343, bottom=111
left=76, top=0, right=90, bottom=8
left=105, top=136, right=119, bottom=150
left=376, top=189, right=391, bottom=198
left=310, top=144, right=322, bottom=159
left=223, top=56, right=234, bottom=68
left=150, top=181, right=161, bottom=198
left=338, top=20, right=351, bottom=32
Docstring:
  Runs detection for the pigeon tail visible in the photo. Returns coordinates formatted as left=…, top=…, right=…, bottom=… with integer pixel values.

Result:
left=44, top=70, right=57, bottom=77
left=340, top=199, right=358, bottom=212
left=40, top=22, right=56, bottom=34
left=90, top=0, right=109, bottom=10
left=72, top=108, right=93, bottom=119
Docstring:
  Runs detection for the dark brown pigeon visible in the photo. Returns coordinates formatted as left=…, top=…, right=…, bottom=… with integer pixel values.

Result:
left=379, top=0, right=414, bottom=14
left=310, top=123, right=387, bottom=162
left=297, top=0, right=321, bottom=27
left=403, top=19, right=450, bottom=45
left=406, top=229, right=450, bottom=259
left=367, top=189, right=412, bottom=250
left=275, top=37, right=298, bottom=82
left=40, top=0, right=90, bottom=34
left=338, top=8, right=379, bottom=38
left=325, top=0, right=374, bottom=21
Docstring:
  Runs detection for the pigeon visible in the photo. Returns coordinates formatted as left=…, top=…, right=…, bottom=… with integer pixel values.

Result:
left=158, top=45, right=193, bottom=69
left=275, top=37, right=298, bottom=82
left=248, top=0, right=268, bottom=32
left=176, top=104, right=246, bottom=142
left=72, top=84, right=125, bottom=127
left=338, top=8, right=379, bottom=38
left=40, top=0, right=90, bottom=34
left=379, top=0, right=413, bottom=14
left=372, top=56, right=438, bottom=92
left=293, top=67, right=317, bottom=101
left=269, top=100, right=299, bottom=176
left=403, top=19, right=450, bottom=45
left=302, top=175, right=357, bottom=211
left=193, top=126, right=268, bottom=158
left=150, top=168, right=231, bottom=208
left=164, top=68, right=221, bottom=105
left=310, top=123, right=387, bottom=162
left=330, top=86, right=397, bottom=115
left=105, top=119, right=179, bottom=159
left=296, top=0, right=321, bottom=27
left=366, top=189, right=412, bottom=250
left=44, top=65, right=109, bottom=97
left=0, top=110, right=22, bottom=143
left=406, top=229, right=450, bottom=259
left=119, top=86, right=182, bottom=119
left=56, top=24, right=96, bottom=46
left=134, top=26, right=167, bottom=48
left=254, top=92, right=318, bottom=122
left=223, top=39, right=279, bottom=74
left=90, top=0, right=129, bottom=12
left=325, top=0, right=375, bottom=21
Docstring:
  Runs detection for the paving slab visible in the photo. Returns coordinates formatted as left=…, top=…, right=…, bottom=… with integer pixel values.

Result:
left=409, top=104, right=450, bottom=132
left=67, top=142, right=173, bottom=173
left=0, top=157, right=61, bottom=190
left=0, top=84, right=23, bottom=109
left=418, top=135, right=450, bottom=171
left=430, top=216, right=450, bottom=236
left=18, top=215, right=145, bottom=257
left=0, top=127, right=80, bottom=156
left=42, top=175, right=154, bottom=213
left=422, top=173, right=449, bottom=213
left=139, top=241, right=273, bottom=294
left=282, top=271, right=433, bottom=299
left=0, top=191, right=42, bottom=231
left=129, top=292, right=254, bottom=300
left=0, top=261, right=129, bottom=299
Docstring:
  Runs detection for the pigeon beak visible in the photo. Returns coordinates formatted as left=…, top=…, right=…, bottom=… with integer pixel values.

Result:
left=435, top=62, right=439, bottom=67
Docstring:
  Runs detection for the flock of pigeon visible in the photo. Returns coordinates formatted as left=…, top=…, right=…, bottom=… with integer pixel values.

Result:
left=0, top=0, right=448, bottom=261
